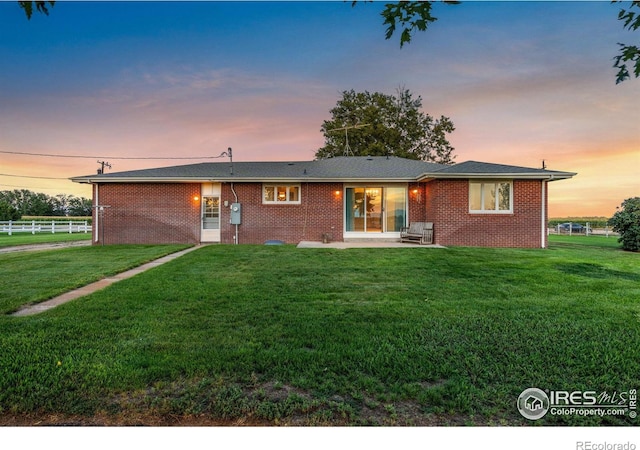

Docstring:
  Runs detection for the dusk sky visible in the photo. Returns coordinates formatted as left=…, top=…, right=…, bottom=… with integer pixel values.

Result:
left=1, top=1, right=638, bottom=217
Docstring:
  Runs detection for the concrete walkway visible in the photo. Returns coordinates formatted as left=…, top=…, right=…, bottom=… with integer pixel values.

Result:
left=11, top=245, right=204, bottom=317
left=0, top=240, right=91, bottom=254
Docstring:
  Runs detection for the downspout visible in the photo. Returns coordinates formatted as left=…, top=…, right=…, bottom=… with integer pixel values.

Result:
left=94, top=184, right=99, bottom=244
left=301, top=182, right=310, bottom=241
left=541, top=178, right=548, bottom=248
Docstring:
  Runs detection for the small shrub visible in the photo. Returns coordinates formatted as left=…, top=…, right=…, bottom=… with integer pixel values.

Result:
left=608, top=197, right=640, bottom=252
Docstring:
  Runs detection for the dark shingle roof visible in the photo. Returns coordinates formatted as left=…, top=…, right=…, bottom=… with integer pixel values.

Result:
left=424, top=160, right=576, bottom=179
left=72, top=157, right=446, bottom=182
left=71, top=156, right=575, bottom=183
left=308, top=157, right=446, bottom=179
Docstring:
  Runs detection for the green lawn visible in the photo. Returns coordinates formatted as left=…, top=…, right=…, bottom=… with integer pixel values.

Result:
left=0, top=232, right=91, bottom=248
left=0, top=236, right=638, bottom=425
left=0, top=245, right=189, bottom=314
left=548, top=233, right=623, bottom=249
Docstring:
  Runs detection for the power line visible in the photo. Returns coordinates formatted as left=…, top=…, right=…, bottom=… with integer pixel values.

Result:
left=0, top=183, right=56, bottom=190
left=0, top=173, right=69, bottom=180
left=0, top=150, right=229, bottom=160
left=1, top=149, right=235, bottom=180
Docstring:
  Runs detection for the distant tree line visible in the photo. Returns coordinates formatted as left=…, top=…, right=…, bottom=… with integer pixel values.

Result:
left=0, top=189, right=92, bottom=220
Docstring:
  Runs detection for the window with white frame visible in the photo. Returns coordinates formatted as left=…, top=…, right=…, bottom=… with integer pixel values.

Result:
left=263, top=184, right=301, bottom=204
left=469, top=181, right=512, bottom=213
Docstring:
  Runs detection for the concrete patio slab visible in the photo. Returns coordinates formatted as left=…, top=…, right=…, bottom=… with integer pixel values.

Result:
left=297, top=241, right=446, bottom=249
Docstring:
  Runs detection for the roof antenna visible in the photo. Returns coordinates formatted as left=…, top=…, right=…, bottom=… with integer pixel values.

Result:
left=218, top=147, right=233, bottom=175
left=328, top=123, right=370, bottom=156
left=97, top=160, right=111, bottom=175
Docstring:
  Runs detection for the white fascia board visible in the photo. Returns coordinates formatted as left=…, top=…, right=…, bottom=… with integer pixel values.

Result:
left=70, top=177, right=215, bottom=184
left=259, top=177, right=416, bottom=183
left=417, top=172, right=576, bottom=181
left=71, top=176, right=418, bottom=184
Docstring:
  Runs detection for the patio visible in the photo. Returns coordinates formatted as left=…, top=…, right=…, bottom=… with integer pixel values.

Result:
left=296, top=240, right=446, bottom=249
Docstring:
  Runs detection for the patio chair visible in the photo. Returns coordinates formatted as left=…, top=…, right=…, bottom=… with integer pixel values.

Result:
left=400, top=222, right=434, bottom=245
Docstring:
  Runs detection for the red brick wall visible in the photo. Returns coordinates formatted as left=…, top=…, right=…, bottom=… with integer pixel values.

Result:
left=408, top=182, right=427, bottom=223
left=425, top=179, right=546, bottom=248
left=95, top=183, right=201, bottom=244
left=220, top=182, right=343, bottom=244
left=92, top=179, right=547, bottom=248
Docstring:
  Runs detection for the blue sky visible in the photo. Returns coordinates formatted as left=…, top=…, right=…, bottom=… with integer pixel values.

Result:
left=1, top=1, right=638, bottom=216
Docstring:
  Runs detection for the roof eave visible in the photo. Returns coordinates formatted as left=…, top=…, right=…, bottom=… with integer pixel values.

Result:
left=72, top=172, right=577, bottom=184
left=70, top=176, right=215, bottom=184
left=71, top=176, right=419, bottom=184
left=417, top=172, right=576, bottom=181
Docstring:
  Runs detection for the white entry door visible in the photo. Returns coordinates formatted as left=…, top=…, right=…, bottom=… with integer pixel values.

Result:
left=201, top=183, right=221, bottom=242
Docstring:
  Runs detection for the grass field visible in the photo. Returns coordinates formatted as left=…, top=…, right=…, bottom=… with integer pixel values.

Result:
left=0, top=235, right=638, bottom=426
left=0, top=232, right=91, bottom=248
left=0, top=245, right=189, bottom=314
left=547, top=234, right=623, bottom=248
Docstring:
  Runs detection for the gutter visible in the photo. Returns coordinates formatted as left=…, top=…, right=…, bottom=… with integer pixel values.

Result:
left=416, top=172, right=576, bottom=182
left=71, top=170, right=577, bottom=185
left=70, top=176, right=420, bottom=184
left=541, top=178, right=547, bottom=249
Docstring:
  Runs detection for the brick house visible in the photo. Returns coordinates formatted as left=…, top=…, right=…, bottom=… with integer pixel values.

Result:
left=71, top=156, right=575, bottom=248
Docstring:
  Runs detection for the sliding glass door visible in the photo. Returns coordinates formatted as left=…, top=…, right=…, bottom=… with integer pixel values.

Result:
left=345, top=186, right=406, bottom=233
left=385, top=187, right=406, bottom=232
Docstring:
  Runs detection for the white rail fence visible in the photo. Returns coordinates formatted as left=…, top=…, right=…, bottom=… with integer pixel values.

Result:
left=0, top=220, right=90, bottom=235
left=547, top=222, right=617, bottom=237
